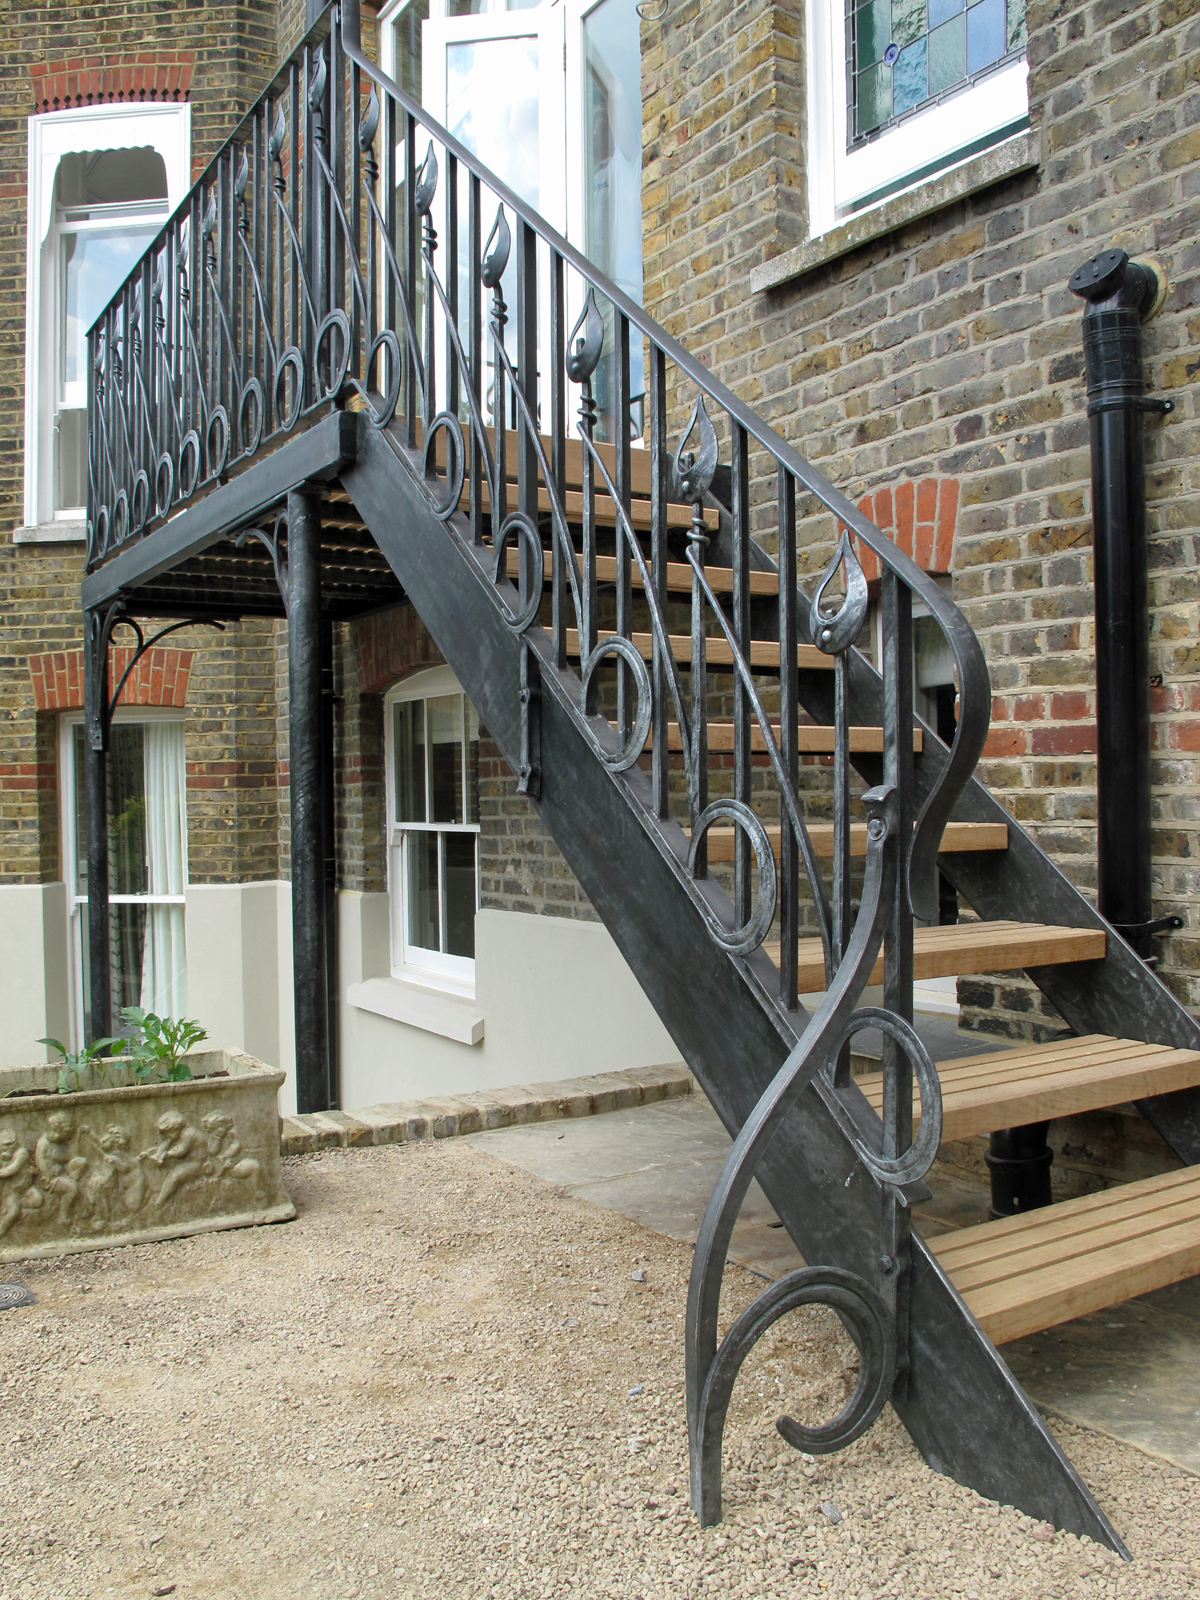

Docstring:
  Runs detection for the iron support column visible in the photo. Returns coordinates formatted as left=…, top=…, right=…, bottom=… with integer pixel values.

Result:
left=288, top=486, right=331, bottom=1113
left=83, top=612, right=112, bottom=1042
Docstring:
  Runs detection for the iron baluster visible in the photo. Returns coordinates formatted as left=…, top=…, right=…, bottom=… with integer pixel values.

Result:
left=730, top=419, right=752, bottom=930
left=614, top=310, right=633, bottom=744
left=777, top=467, right=799, bottom=1010
left=549, top=250, right=567, bottom=667
left=648, top=346, right=669, bottom=822
left=485, top=207, right=509, bottom=537
left=515, top=219, right=538, bottom=532
left=467, top=174, right=483, bottom=546
left=446, top=152, right=459, bottom=420
left=572, top=290, right=600, bottom=662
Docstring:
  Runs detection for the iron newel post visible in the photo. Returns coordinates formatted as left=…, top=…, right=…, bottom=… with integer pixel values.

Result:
left=1068, top=248, right=1177, bottom=963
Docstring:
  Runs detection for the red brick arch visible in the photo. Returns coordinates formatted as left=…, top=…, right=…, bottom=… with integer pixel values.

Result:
left=848, top=477, right=959, bottom=581
left=30, top=53, right=194, bottom=115
left=28, top=648, right=193, bottom=713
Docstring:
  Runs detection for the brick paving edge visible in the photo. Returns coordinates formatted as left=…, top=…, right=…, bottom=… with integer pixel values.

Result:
left=279, top=1062, right=694, bottom=1155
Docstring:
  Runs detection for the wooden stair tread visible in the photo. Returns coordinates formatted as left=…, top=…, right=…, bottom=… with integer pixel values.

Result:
left=652, top=722, right=922, bottom=753
left=762, top=921, right=1105, bottom=990
left=470, top=481, right=715, bottom=533
left=699, top=820, right=1006, bottom=862
left=508, top=549, right=780, bottom=598
left=929, top=1167, right=1200, bottom=1343
left=563, top=629, right=832, bottom=671
left=858, top=1033, right=1200, bottom=1141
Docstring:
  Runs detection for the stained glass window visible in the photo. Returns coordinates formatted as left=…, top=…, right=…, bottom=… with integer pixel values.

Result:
left=848, top=0, right=1027, bottom=146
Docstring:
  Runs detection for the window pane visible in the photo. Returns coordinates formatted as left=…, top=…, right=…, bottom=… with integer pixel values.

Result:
left=406, top=830, right=440, bottom=952
left=893, top=37, right=929, bottom=113
left=108, top=724, right=147, bottom=897
left=583, top=0, right=645, bottom=443
left=928, top=0, right=964, bottom=25
left=428, top=694, right=464, bottom=824
left=1006, top=0, right=1026, bottom=50
left=56, top=408, right=87, bottom=510
left=394, top=699, right=427, bottom=823
left=448, top=0, right=486, bottom=12
left=856, top=0, right=892, bottom=69
left=446, top=37, right=540, bottom=211
left=856, top=60, right=892, bottom=136
left=80, top=904, right=148, bottom=1043
left=391, top=0, right=429, bottom=100
left=444, top=833, right=478, bottom=958
left=465, top=700, right=480, bottom=825
left=928, top=13, right=966, bottom=92
left=61, top=226, right=160, bottom=390
left=966, top=0, right=1006, bottom=72
left=892, top=0, right=927, bottom=47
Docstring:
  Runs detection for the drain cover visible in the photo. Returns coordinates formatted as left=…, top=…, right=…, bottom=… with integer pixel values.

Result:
left=0, top=1282, right=36, bottom=1311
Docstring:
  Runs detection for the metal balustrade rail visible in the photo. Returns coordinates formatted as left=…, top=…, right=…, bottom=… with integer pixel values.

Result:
left=83, top=0, right=1009, bottom=1529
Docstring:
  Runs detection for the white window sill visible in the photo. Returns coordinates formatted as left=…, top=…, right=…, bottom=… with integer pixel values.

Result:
left=751, top=128, right=1041, bottom=294
left=13, top=519, right=86, bottom=544
left=347, top=976, right=485, bottom=1046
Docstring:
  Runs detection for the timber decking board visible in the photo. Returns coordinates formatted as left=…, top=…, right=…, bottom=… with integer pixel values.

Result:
left=762, top=921, right=1106, bottom=990
left=699, top=820, right=1007, bottom=863
left=507, top=549, right=780, bottom=597
left=857, top=1034, right=1200, bottom=1140
left=929, top=1168, right=1200, bottom=1343
left=563, top=629, right=833, bottom=671
left=467, top=482, right=715, bottom=532
left=653, top=723, right=922, bottom=753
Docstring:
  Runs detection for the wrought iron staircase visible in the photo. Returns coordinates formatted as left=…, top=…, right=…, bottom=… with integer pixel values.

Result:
left=80, top=0, right=1200, bottom=1558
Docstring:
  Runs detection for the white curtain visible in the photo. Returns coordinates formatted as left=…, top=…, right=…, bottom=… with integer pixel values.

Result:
left=140, top=721, right=188, bottom=1016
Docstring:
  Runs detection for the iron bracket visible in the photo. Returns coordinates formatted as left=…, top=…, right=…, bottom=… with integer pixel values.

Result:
left=1112, top=913, right=1184, bottom=941
left=516, top=639, right=541, bottom=799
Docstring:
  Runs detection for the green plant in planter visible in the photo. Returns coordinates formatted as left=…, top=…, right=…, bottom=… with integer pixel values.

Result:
left=36, top=1036, right=123, bottom=1095
left=121, top=1008, right=208, bottom=1083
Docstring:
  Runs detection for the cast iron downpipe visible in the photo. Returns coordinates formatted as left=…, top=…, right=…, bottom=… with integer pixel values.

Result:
left=985, top=248, right=1173, bottom=1217
left=1069, top=246, right=1175, bottom=960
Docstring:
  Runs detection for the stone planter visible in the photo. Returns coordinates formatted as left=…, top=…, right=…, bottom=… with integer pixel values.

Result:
left=0, top=1048, right=295, bottom=1264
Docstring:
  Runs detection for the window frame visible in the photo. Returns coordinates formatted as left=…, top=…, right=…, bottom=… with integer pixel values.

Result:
left=383, top=666, right=482, bottom=992
left=805, top=0, right=1028, bottom=239
left=23, top=101, right=191, bottom=537
left=58, top=706, right=189, bottom=1050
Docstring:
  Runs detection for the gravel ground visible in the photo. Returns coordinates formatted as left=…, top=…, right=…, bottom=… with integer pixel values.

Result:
left=2, top=1139, right=1199, bottom=1600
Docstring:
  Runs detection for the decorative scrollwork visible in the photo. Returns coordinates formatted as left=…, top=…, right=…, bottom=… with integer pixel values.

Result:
left=672, top=396, right=718, bottom=504
left=687, top=801, right=778, bottom=957
left=830, top=1007, right=943, bottom=1187
left=810, top=531, right=870, bottom=656
left=691, top=1265, right=896, bottom=1522
left=579, top=637, right=654, bottom=773
left=491, top=512, right=545, bottom=634
left=421, top=411, right=466, bottom=521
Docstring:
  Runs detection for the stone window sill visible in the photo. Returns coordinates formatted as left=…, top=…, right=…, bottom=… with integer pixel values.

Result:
left=346, top=975, right=485, bottom=1046
left=13, top=520, right=86, bottom=544
left=750, top=128, right=1041, bottom=295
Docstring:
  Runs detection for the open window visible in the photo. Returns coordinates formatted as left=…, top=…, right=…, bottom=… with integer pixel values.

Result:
left=23, top=103, right=190, bottom=538
left=806, top=0, right=1029, bottom=237
left=384, top=667, right=482, bottom=989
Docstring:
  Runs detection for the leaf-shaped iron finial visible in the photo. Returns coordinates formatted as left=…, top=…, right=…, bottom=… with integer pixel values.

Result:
left=358, top=87, right=380, bottom=154
left=481, top=205, right=510, bottom=288
left=235, top=150, right=250, bottom=202
left=202, top=191, right=218, bottom=241
left=809, top=530, right=870, bottom=655
left=565, top=289, right=604, bottom=384
left=672, top=397, right=718, bottom=503
left=414, top=142, right=438, bottom=216
left=269, top=103, right=287, bottom=164
left=308, top=51, right=328, bottom=114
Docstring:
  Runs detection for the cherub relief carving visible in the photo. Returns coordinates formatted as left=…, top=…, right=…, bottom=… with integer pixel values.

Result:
left=0, top=1129, right=45, bottom=1238
left=142, top=1110, right=209, bottom=1208
left=202, top=1112, right=265, bottom=1198
left=35, top=1112, right=88, bottom=1224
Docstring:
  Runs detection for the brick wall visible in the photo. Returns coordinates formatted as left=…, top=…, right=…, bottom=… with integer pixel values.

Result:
left=642, top=0, right=1200, bottom=1034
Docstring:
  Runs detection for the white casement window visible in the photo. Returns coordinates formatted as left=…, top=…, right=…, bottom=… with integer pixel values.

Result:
left=383, top=667, right=482, bottom=988
left=23, top=103, right=191, bottom=537
left=60, top=711, right=189, bottom=1046
left=806, top=0, right=1029, bottom=236
left=380, top=0, right=644, bottom=441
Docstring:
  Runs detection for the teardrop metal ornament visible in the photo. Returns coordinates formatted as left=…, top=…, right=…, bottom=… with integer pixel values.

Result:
left=565, top=289, right=604, bottom=384
left=672, top=396, right=719, bottom=503
left=202, top=191, right=218, bottom=241
left=481, top=205, right=510, bottom=288
left=809, top=531, right=869, bottom=656
left=414, top=142, right=439, bottom=216
left=308, top=52, right=328, bottom=114
left=358, top=87, right=380, bottom=154
left=269, top=104, right=287, bottom=164
left=235, top=149, right=250, bottom=201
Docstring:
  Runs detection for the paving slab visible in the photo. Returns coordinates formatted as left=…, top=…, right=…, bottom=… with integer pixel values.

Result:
left=470, top=1075, right=1200, bottom=1475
